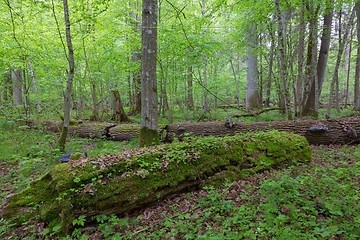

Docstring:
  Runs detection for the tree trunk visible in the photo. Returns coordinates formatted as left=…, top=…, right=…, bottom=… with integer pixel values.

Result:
left=295, top=2, right=305, bottom=116
left=27, top=58, right=41, bottom=113
left=187, top=66, right=194, bottom=109
left=129, top=3, right=142, bottom=115
left=202, top=61, right=209, bottom=112
left=245, top=23, right=261, bottom=110
left=58, top=0, right=75, bottom=152
left=345, top=26, right=353, bottom=106
left=81, top=35, right=99, bottom=121
left=230, top=59, right=240, bottom=108
left=265, top=29, right=275, bottom=108
left=111, top=90, right=132, bottom=122
left=275, top=0, right=292, bottom=120
left=131, top=53, right=142, bottom=115
left=138, top=0, right=160, bottom=147
left=316, top=1, right=333, bottom=98
left=11, top=69, right=22, bottom=107
left=354, top=0, right=360, bottom=111
left=3, top=72, right=11, bottom=102
left=302, top=3, right=328, bottom=117
left=326, top=9, right=355, bottom=118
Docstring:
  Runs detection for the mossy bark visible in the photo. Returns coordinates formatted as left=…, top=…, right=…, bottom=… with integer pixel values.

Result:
left=138, top=126, right=160, bottom=147
left=1, top=131, right=311, bottom=235
left=57, top=126, right=69, bottom=152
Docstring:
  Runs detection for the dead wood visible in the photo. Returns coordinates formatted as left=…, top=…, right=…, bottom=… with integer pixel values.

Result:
left=25, top=117, right=360, bottom=145
left=165, top=117, right=360, bottom=145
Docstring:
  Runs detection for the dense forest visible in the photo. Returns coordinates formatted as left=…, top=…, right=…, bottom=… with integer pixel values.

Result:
left=2, top=0, right=360, bottom=239
left=2, top=0, right=360, bottom=124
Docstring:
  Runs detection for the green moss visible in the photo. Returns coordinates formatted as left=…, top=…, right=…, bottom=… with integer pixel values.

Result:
left=138, top=126, right=160, bottom=147
left=113, top=125, right=140, bottom=132
left=70, top=152, right=86, bottom=160
left=1, top=131, right=311, bottom=235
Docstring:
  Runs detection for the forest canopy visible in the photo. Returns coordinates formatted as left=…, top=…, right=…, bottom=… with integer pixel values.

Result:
left=1, top=0, right=359, bottom=123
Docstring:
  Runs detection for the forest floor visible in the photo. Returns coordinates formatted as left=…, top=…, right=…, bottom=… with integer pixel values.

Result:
left=1, top=141, right=360, bottom=239
left=1, top=106, right=360, bottom=239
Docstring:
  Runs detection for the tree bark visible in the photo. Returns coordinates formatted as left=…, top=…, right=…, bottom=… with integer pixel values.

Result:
left=326, top=9, right=355, bottom=118
left=138, top=0, right=160, bottom=147
left=302, top=3, right=327, bottom=117
left=165, top=117, right=360, bottom=145
left=26, top=115, right=360, bottom=146
left=27, top=58, right=41, bottom=113
left=354, top=0, right=360, bottom=111
left=111, top=90, right=132, bottom=123
left=275, top=0, right=292, bottom=120
left=187, top=66, right=194, bottom=109
left=11, top=69, right=22, bottom=107
left=245, top=23, right=261, bottom=110
left=58, top=0, right=75, bottom=152
left=265, top=29, right=275, bottom=108
left=316, top=1, right=333, bottom=98
left=128, top=2, right=142, bottom=115
left=345, top=25, right=353, bottom=106
left=230, top=59, right=240, bottom=108
left=295, top=2, right=305, bottom=116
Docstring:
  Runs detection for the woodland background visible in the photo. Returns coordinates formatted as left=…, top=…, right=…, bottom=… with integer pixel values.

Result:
left=1, top=0, right=360, bottom=123
left=2, top=0, right=360, bottom=239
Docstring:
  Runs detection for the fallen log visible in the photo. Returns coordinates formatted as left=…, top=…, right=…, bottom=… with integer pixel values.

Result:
left=165, top=117, right=360, bottom=145
left=25, top=120, right=138, bottom=140
left=25, top=117, right=360, bottom=145
left=0, top=131, right=311, bottom=235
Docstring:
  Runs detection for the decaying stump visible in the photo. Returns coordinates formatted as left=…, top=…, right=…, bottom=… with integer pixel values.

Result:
left=0, top=131, right=311, bottom=235
left=165, top=117, right=360, bottom=145
left=111, top=90, right=132, bottom=123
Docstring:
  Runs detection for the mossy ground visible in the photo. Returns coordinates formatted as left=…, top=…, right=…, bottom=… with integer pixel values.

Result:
left=1, top=131, right=311, bottom=236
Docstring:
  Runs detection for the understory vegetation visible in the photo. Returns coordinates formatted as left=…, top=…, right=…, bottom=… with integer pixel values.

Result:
left=1, top=108, right=360, bottom=239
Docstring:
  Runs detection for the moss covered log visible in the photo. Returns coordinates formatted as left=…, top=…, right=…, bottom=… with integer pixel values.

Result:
left=0, top=131, right=311, bottom=235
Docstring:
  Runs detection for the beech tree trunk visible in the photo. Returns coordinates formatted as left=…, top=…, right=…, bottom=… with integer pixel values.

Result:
left=345, top=26, right=353, bottom=106
left=138, top=0, right=160, bottom=147
left=245, top=23, right=261, bottom=110
left=265, top=29, right=275, bottom=108
left=295, top=2, right=305, bottom=116
left=230, top=59, right=240, bottom=108
left=187, top=66, right=194, bottom=109
left=275, top=0, right=292, bottom=120
left=58, top=0, right=75, bottom=152
left=11, top=69, right=22, bottom=107
left=354, top=0, right=360, bottom=111
left=301, top=4, right=322, bottom=117
left=326, top=9, right=355, bottom=118
left=28, top=58, right=41, bottom=113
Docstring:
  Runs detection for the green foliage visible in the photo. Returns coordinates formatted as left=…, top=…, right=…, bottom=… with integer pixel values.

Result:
left=1, top=130, right=310, bottom=238
left=3, top=129, right=359, bottom=239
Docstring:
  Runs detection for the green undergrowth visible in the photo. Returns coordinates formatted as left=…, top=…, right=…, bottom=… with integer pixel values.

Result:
left=2, top=145, right=360, bottom=239
left=0, top=121, right=137, bottom=202
left=1, top=131, right=311, bottom=237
